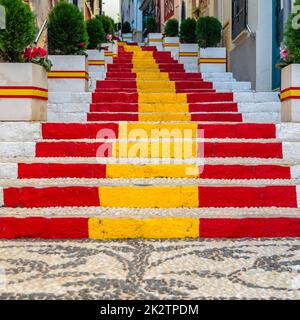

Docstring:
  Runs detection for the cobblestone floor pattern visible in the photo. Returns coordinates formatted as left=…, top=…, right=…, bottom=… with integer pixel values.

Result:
left=0, top=238, right=299, bottom=299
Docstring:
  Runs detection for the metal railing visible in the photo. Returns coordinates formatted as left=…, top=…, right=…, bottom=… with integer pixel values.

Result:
left=34, top=19, right=47, bottom=45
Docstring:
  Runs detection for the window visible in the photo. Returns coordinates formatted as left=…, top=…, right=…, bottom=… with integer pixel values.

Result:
left=73, top=0, right=78, bottom=6
left=232, top=0, right=248, bottom=39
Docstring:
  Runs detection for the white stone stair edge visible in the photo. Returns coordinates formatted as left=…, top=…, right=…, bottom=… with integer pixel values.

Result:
left=0, top=186, right=300, bottom=208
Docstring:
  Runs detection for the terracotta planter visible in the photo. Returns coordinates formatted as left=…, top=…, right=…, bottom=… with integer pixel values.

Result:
left=148, top=33, right=163, bottom=51
left=281, top=64, right=300, bottom=122
left=163, top=37, right=179, bottom=59
left=48, top=55, right=88, bottom=92
left=179, top=44, right=199, bottom=73
left=122, top=33, right=133, bottom=42
left=0, top=63, right=47, bottom=121
left=199, top=47, right=227, bottom=72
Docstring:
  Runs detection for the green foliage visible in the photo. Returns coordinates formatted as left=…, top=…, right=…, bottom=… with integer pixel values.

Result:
left=48, top=1, right=88, bottom=55
left=164, top=19, right=179, bottom=37
left=97, top=15, right=114, bottom=35
left=196, top=16, right=222, bottom=48
left=180, top=18, right=196, bottom=43
left=0, top=0, right=36, bottom=62
left=285, top=0, right=300, bottom=64
left=144, top=16, right=158, bottom=36
left=86, top=17, right=105, bottom=49
left=122, top=21, right=132, bottom=34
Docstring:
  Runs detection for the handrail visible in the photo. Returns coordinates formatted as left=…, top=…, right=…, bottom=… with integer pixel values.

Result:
left=246, top=24, right=256, bottom=38
left=34, top=19, right=47, bottom=45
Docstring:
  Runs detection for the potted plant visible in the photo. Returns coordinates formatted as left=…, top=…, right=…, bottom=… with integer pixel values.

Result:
left=179, top=18, right=198, bottom=72
left=163, top=19, right=179, bottom=58
left=279, top=0, right=300, bottom=122
left=196, top=16, right=225, bottom=72
left=48, top=2, right=88, bottom=92
left=122, top=21, right=133, bottom=42
left=145, top=17, right=163, bottom=50
left=86, top=17, right=105, bottom=88
left=97, top=15, right=114, bottom=64
left=0, top=0, right=50, bottom=121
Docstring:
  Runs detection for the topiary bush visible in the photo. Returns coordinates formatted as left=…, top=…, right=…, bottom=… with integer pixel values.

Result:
left=164, top=19, right=179, bottom=37
left=0, top=0, right=36, bottom=62
left=196, top=16, right=222, bottom=48
left=122, top=21, right=132, bottom=34
left=48, top=2, right=88, bottom=55
left=285, top=0, right=300, bottom=64
left=144, top=16, right=158, bottom=36
left=97, top=15, right=114, bottom=36
left=180, top=18, right=196, bottom=43
left=86, top=17, right=105, bottom=49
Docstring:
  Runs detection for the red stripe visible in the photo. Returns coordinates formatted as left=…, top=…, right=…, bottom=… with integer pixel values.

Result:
left=18, top=163, right=106, bottom=179
left=87, top=113, right=139, bottom=121
left=191, top=113, right=242, bottom=122
left=92, top=93, right=139, bottom=103
left=203, top=142, right=283, bottom=158
left=175, top=82, right=213, bottom=90
left=189, top=103, right=238, bottom=112
left=42, top=123, right=119, bottom=139
left=187, top=92, right=234, bottom=103
left=200, top=218, right=300, bottom=238
left=199, top=164, right=291, bottom=179
left=198, top=123, right=276, bottom=139
left=90, top=103, right=139, bottom=113
left=0, top=95, right=48, bottom=100
left=198, top=186, right=297, bottom=208
left=281, top=87, right=300, bottom=94
left=281, top=95, right=300, bottom=102
left=36, top=142, right=113, bottom=157
left=0, top=217, right=88, bottom=239
left=3, top=187, right=100, bottom=208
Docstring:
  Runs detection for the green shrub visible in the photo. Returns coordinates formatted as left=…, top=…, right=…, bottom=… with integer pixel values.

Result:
left=0, top=0, right=36, bottom=62
left=285, top=0, right=300, bottom=64
left=144, top=16, right=158, bottom=36
left=180, top=18, right=196, bottom=43
left=164, top=19, right=179, bottom=37
left=48, top=2, right=88, bottom=55
left=86, top=17, right=105, bottom=49
left=122, top=21, right=132, bottom=33
left=97, top=15, right=114, bottom=35
left=196, top=16, right=222, bottom=48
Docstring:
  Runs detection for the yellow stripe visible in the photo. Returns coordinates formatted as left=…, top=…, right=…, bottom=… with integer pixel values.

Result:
left=104, top=52, right=113, bottom=56
left=88, top=217, right=199, bottom=239
left=163, top=43, right=179, bottom=47
left=98, top=186, right=199, bottom=208
left=281, top=89, right=300, bottom=101
left=149, top=39, right=163, bottom=42
left=0, top=88, right=48, bottom=98
left=119, top=122, right=198, bottom=138
left=106, top=164, right=198, bottom=178
left=112, top=141, right=197, bottom=158
left=179, top=52, right=198, bottom=57
left=48, top=71, right=88, bottom=78
left=88, top=60, right=105, bottom=65
left=199, top=58, right=227, bottom=64
left=139, top=93, right=187, bottom=104
left=138, top=103, right=189, bottom=113
left=138, top=113, right=191, bottom=121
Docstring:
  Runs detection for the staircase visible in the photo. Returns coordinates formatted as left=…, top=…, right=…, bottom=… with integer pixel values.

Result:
left=1, top=43, right=300, bottom=239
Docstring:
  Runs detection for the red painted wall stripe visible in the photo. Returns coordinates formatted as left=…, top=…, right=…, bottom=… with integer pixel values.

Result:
left=92, top=93, right=139, bottom=103
left=90, top=103, right=139, bottom=113
left=87, top=113, right=139, bottom=121
left=0, top=217, right=88, bottom=239
left=191, top=113, right=242, bottom=122
left=3, top=187, right=100, bottom=208
left=198, top=186, right=298, bottom=208
left=200, top=218, right=300, bottom=238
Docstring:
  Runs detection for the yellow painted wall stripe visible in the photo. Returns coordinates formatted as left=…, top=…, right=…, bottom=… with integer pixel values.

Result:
left=106, top=164, right=199, bottom=178
left=179, top=52, right=198, bottom=57
left=88, top=217, right=200, bottom=239
left=139, top=93, right=187, bottom=104
left=163, top=43, right=179, bottom=47
left=281, top=89, right=300, bottom=101
left=0, top=88, right=48, bottom=99
left=149, top=39, right=163, bottom=42
left=199, top=58, right=227, bottom=64
left=48, top=71, right=88, bottom=79
left=98, top=186, right=199, bottom=208
left=104, top=52, right=113, bottom=56
left=88, top=60, right=105, bottom=65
